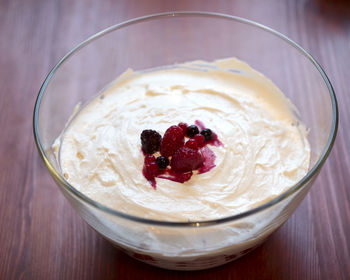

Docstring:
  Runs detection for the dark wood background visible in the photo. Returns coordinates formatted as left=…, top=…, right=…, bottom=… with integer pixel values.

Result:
left=1, top=0, right=349, bottom=279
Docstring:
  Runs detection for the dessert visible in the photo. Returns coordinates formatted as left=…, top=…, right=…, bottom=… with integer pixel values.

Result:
left=53, top=58, right=310, bottom=222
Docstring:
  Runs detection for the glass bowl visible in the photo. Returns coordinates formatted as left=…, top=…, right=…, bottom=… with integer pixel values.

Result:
left=33, top=12, right=338, bottom=270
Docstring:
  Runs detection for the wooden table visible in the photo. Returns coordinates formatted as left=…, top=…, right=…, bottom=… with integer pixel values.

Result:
left=1, top=0, right=349, bottom=279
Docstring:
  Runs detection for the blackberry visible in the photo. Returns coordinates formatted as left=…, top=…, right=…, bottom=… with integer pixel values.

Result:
left=201, top=128, right=213, bottom=141
left=140, top=129, right=162, bottom=154
left=186, top=125, right=199, bottom=137
left=156, top=156, right=169, bottom=169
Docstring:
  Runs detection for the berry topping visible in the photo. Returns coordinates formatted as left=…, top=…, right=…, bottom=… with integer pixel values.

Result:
left=144, top=154, right=156, bottom=164
left=141, top=129, right=162, bottom=154
left=160, top=125, right=185, bottom=157
left=201, top=128, right=213, bottom=141
left=186, top=125, right=199, bottom=137
left=146, top=162, right=159, bottom=177
left=171, top=147, right=204, bottom=173
left=140, top=120, right=221, bottom=188
left=185, top=139, right=198, bottom=150
left=147, top=162, right=159, bottom=177
left=194, top=134, right=205, bottom=147
left=178, top=122, right=188, bottom=136
left=156, top=156, right=169, bottom=170
left=143, top=155, right=160, bottom=181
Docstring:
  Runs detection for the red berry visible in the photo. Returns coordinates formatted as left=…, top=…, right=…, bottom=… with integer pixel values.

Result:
left=144, top=161, right=160, bottom=178
left=144, top=154, right=156, bottom=165
left=194, top=134, right=205, bottom=147
left=143, top=155, right=160, bottom=180
left=148, top=162, right=160, bottom=176
left=170, top=147, right=204, bottom=173
left=185, top=139, right=198, bottom=150
left=160, top=125, right=185, bottom=157
left=178, top=122, right=188, bottom=136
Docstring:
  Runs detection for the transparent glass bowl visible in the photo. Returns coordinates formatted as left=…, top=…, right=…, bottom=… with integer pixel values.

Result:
left=33, top=12, right=338, bottom=270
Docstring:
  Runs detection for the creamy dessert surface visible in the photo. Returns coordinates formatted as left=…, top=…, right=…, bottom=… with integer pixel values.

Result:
left=54, top=58, right=310, bottom=222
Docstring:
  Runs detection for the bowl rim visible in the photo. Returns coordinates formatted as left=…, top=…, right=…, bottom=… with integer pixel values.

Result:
left=33, top=11, right=338, bottom=227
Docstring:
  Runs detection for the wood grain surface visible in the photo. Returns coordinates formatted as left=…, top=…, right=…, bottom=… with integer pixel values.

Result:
left=0, top=0, right=349, bottom=279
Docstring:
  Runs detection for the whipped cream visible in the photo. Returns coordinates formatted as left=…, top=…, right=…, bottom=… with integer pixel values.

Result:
left=54, top=58, right=310, bottom=222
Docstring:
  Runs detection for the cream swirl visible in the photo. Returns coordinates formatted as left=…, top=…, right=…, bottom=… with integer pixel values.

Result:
left=56, top=58, right=310, bottom=222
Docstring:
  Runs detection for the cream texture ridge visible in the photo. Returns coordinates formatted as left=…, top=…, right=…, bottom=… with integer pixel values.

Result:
left=54, top=58, right=310, bottom=222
